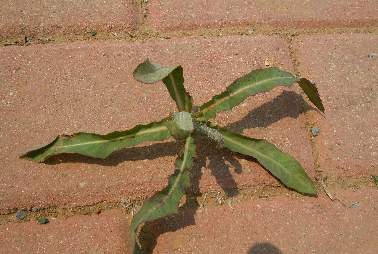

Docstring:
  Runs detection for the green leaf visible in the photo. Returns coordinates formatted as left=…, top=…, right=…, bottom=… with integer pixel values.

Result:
left=297, top=78, right=325, bottom=112
left=162, top=66, right=190, bottom=112
left=130, top=134, right=196, bottom=253
left=216, top=127, right=316, bottom=194
left=373, top=174, right=378, bottom=187
left=133, top=59, right=191, bottom=112
left=20, top=118, right=172, bottom=162
left=196, top=68, right=300, bottom=121
left=164, top=120, right=191, bottom=140
left=185, top=92, right=193, bottom=112
left=164, top=112, right=194, bottom=140
left=133, top=59, right=177, bottom=84
left=173, top=112, right=194, bottom=131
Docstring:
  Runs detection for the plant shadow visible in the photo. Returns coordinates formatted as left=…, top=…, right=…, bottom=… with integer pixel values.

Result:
left=40, top=89, right=319, bottom=252
left=137, top=133, right=256, bottom=252
left=136, top=90, right=320, bottom=251
left=43, top=141, right=181, bottom=166
left=225, top=90, right=319, bottom=134
left=248, top=242, right=283, bottom=254
left=137, top=195, right=199, bottom=253
left=187, top=134, right=249, bottom=196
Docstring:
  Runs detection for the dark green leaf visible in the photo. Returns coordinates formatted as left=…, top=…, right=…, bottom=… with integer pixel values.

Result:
left=130, top=134, right=196, bottom=253
left=162, top=66, right=190, bottom=112
left=298, top=78, right=325, bottom=112
left=20, top=118, right=172, bottom=162
left=185, top=92, right=193, bottom=112
left=217, top=127, right=316, bottom=194
left=133, top=59, right=191, bottom=112
left=164, top=120, right=191, bottom=140
left=196, top=68, right=300, bottom=121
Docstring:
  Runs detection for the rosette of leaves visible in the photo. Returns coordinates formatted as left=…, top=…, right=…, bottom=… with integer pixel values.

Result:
left=21, top=59, right=324, bottom=253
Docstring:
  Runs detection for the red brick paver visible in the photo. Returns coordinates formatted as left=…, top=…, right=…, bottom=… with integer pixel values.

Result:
left=0, top=0, right=140, bottom=40
left=149, top=0, right=378, bottom=32
left=153, top=189, right=378, bottom=253
left=293, top=34, right=378, bottom=178
left=1, top=0, right=377, bottom=253
left=0, top=210, right=130, bottom=253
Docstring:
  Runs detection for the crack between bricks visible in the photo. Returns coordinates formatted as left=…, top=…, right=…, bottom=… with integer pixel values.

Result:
left=0, top=175, right=376, bottom=225
left=1, top=25, right=377, bottom=46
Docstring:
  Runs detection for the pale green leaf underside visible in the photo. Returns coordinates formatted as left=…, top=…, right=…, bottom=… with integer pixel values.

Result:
left=133, top=59, right=191, bottom=112
left=173, top=112, right=193, bottom=131
left=164, top=112, right=194, bottom=140
left=197, top=68, right=300, bottom=121
left=164, top=120, right=191, bottom=140
left=217, top=127, right=316, bottom=194
left=130, top=134, right=196, bottom=253
left=133, top=59, right=177, bottom=84
left=21, top=118, right=172, bottom=162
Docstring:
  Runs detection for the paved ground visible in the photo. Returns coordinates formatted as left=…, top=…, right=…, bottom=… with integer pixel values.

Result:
left=0, top=0, right=377, bottom=253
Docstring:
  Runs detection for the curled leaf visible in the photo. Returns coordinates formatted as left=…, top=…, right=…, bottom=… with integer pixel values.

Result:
left=133, top=59, right=191, bottom=112
left=20, top=118, right=172, bottom=162
left=133, top=59, right=177, bottom=84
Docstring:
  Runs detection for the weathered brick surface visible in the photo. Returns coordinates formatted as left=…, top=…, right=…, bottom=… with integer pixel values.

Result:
left=293, top=34, right=378, bottom=177
left=0, top=0, right=140, bottom=40
left=0, top=210, right=130, bottom=253
left=148, top=0, right=378, bottom=32
left=152, top=189, right=378, bottom=253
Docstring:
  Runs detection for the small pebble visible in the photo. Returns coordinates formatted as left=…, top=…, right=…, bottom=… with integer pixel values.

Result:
left=249, top=29, right=254, bottom=34
left=38, top=218, right=49, bottom=224
left=164, top=35, right=170, bottom=39
left=349, top=202, right=361, bottom=208
left=16, top=211, right=25, bottom=220
left=90, top=30, right=97, bottom=36
left=311, top=127, right=320, bottom=137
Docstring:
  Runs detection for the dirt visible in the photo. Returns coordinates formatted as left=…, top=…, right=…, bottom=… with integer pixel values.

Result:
left=0, top=174, right=375, bottom=225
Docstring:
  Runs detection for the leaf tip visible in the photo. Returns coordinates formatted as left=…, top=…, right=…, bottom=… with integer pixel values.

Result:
left=298, top=78, right=325, bottom=113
